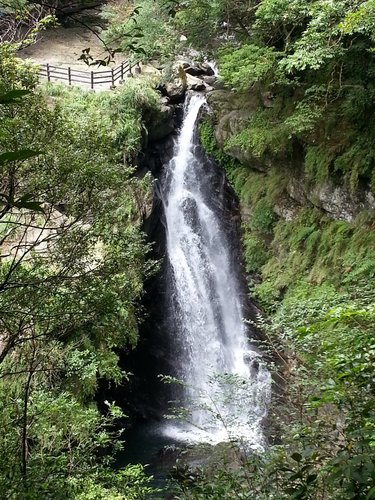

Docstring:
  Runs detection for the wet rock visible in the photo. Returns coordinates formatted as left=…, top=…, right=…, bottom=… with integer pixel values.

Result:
left=205, top=83, right=375, bottom=224
left=274, top=196, right=301, bottom=221
left=148, top=104, right=175, bottom=141
left=160, top=96, right=170, bottom=106
left=189, top=82, right=206, bottom=91
left=201, top=62, right=215, bottom=76
left=204, top=85, right=215, bottom=92
left=207, top=90, right=269, bottom=170
left=309, top=180, right=375, bottom=221
left=185, top=62, right=215, bottom=77
left=165, top=82, right=185, bottom=103
left=185, top=65, right=206, bottom=77
left=174, top=442, right=245, bottom=473
left=149, top=59, right=165, bottom=71
left=262, top=90, right=274, bottom=108
left=287, top=176, right=308, bottom=206
left=186, top=74, right=206, bottom=91
left=203, top=75, right=217, bottom=86
left=175, top=57, right=192, bottom=69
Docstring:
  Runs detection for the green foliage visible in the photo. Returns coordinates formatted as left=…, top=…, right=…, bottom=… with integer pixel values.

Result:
left=199, top=120, right=238, bottom=173
left=250, top=199, right=277, bottom=234
left=173, top=0, right=259, bottom=52
left=0, top=0, right=58, bottom=48
left=253, top=209, right=375, bottom=312
left=102, top=0, right=179, bottom=62
left=71, top=464, right=156, bottom=499
left=264, top=281, right=375, bottom=499
left=219, top=44, right=279, bottom=91
left=339, top=0, right=375, bottom=43
left=44, top=78, right=160, bottom=159
left=0, top=45, right=158, bottom=498
left=225, top=95, right=324, bottom=169
left=173, top=280, right=375, bottom=499
left=243, top=231, right=270, bottom=274
left=184, top=0, right=375, bottom=191
left=304, top=146, right=332, bottom=184
left=219, top=154, right=375, bottom=312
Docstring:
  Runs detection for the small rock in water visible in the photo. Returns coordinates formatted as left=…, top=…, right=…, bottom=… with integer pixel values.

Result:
left=203, top=75, right=217, bottom=86
left=189, top=82, right=206, bottom=91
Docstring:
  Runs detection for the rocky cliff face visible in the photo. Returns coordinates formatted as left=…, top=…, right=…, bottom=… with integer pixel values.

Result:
left=206, top=89, right=375, bottom=222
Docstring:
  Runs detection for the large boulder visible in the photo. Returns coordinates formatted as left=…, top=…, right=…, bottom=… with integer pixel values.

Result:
left=186, top=74, right=206, bottom=91
left=308, top=180, right=375, bottom=221
left=164, top=82, right=186, bottom=104
left=185, top=62, right=215, bottom=77
left=147, top=104, right=175, bottom=142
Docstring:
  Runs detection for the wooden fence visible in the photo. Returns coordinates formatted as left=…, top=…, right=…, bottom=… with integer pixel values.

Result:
left=38, top=61, right=133, bottom=89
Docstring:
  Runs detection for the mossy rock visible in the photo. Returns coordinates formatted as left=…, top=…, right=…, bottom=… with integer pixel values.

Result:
left=175, top=442, right=244, bottom=474
left=207, top=90, right=272, bottom=170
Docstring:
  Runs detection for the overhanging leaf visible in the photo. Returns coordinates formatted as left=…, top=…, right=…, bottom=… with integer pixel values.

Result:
left=13, top=199, right=44, bottom=212
left=0, top=89, right=31, bottom=104
left=0, top=150, right=42, bottom=164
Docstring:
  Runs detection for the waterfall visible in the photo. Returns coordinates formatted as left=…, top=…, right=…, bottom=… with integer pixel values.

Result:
left=160, top=95, right=271, bottom=450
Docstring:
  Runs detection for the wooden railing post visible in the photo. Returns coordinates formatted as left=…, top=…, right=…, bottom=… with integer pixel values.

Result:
left=39, top=62, right=135, bottom=89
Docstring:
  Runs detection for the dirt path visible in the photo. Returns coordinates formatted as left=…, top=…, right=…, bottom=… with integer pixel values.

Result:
left=19, top=25, right=121, bottom=70
left=17, top=19, right=128, bottom=91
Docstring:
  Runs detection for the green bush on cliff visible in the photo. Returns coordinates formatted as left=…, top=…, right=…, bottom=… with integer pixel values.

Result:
left=219, top=44, right=279, bottom=91
left=250, top=199, right=277, bottom=235
left=209, top=0, right=375, bottom=192
left=252, top=209, right=375, bottom=309
left=45, top=78, right=160, bottom=159
left=199, top=120, right=238, bottom=173
left=243, top=232, right=270, bottom=274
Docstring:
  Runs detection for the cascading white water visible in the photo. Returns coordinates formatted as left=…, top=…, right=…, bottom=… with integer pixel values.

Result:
left=161, top=95, right=271, bottom=450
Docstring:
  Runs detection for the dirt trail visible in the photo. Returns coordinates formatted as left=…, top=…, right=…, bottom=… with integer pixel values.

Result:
left=19, top=25, right=121, bottom=70
left=17, top=18, right=128, bottom=91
